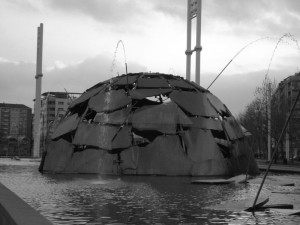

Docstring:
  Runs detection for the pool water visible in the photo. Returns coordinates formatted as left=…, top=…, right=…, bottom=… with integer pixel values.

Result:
left=0, top=159, right=299, bottom=225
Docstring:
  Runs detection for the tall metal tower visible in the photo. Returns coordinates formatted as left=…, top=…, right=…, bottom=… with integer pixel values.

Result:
left=186, top=0, right=202, bottom=85
left=33, top=23, right=43, bottom=158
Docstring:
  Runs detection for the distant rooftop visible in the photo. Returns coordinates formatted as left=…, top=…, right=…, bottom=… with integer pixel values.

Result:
left=32, top=92, right=82, bottom=101
left=42, top=92, right=82, bottom=97
left=278, top=72, right=300, bottom=87
left=0, top=103, right=31, bottom=109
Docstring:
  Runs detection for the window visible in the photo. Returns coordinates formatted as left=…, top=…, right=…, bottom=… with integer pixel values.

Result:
left=58, top=102, right=64, bottom=105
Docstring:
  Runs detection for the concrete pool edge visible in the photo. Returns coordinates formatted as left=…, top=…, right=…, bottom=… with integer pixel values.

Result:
left=0, top=182, right=53, bottom=225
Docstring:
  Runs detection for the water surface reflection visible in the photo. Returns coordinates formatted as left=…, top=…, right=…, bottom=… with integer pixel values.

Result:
left=0, top=159, right=299, bottom=224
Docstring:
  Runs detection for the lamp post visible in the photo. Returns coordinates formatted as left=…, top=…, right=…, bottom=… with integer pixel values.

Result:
left=267, top=82, right=271, bottom=161
left=186, top=0, right=202, bottom=85
left=33, top=23, right=43, bottom=158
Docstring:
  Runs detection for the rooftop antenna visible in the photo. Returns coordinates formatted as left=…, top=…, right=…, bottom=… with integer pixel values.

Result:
left=33, top=23, right=43, bottom=158
left=64, top=88, right=73, bottom=102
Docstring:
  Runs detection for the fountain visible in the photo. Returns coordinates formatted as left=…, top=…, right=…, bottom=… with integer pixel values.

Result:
left=208, top=33, right=300, bottom=89
left=110, top=40, right=128, bottom=76
left=39, top=72, right=258, bottom=176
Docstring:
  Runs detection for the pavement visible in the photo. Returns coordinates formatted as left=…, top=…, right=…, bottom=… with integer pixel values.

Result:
left=256, top=159, right=300, bottom=173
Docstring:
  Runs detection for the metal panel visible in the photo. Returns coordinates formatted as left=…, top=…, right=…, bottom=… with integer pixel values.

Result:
left=206, top=93, right=227, bottom=114
left=137, top=77, right=169, bottom=88
left=133, top=119, right=177, bottom=134
left=111, top=126, right=132, bottom=149
left=129, top=89, right=171, bottom=100
left=222, top=117, right=244, bottom=140
left=190, top=117, right=223, bottom=130
left=132, top=102, right=192, bottom=134
left=181, top=128, right=223, bottom=162
left=69, top=85, right=105, bottom=109
left=94, top=107, right=131, bottom=124
left=73, top=122, right=132, bottom=150
left=89, top=89, right=131, bottom=112
left=184, top=80, right=207, bottom=92
left=168, top=79, right=196, bottom=90
left=73, top=122, right=115, bottom=149
left=51, top=113, right=80, bottom=140
left=113, top=75, right=139, bottom=86
left=241, top=125, right=252, bottom=136
left=170, top=90, right=218, bottom=117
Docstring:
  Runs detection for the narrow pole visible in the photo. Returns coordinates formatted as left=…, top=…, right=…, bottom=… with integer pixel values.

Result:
left=185, top=0, right=192, bottom=81
left=267, top=82, right=271, bottom=161
left=285, top=132, right=290, bottom=160
left=126, top=62, right=129, bottom=90
left=252, top=88, right=300, bottom=211
left=195, top=0, right=202, bottom=85
left=33, top=23, right=43, bottom=158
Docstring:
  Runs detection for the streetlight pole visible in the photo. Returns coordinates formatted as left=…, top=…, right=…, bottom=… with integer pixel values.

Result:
left=267, top=82, right=271, bottom=161
left=186, top=0, right=202, bottom=85
left=33, top=23, right=43, bottom=158
left=186, top=0, right=192, bottom=81
left=195, top=0, right=202, bottom=85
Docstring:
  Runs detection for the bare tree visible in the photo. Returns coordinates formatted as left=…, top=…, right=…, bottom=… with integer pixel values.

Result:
left=238, top=77, right=278, bottom=159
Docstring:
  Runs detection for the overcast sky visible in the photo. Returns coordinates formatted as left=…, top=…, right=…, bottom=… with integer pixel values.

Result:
left=1, top=0, right=300, bottom=115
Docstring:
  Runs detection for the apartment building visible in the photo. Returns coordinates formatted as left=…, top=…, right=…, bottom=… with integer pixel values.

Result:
left=0, top=103, right=32, bottom=156
left=273, top=72, right=300, bottom=160
left=38, top=92, right=81, bottom=150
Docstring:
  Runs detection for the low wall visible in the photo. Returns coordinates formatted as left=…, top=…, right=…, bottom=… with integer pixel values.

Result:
left=0, top=183, right=52, bottom=225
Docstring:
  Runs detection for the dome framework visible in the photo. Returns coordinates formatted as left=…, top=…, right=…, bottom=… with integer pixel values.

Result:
left=40, top=73, right=258, bottom=176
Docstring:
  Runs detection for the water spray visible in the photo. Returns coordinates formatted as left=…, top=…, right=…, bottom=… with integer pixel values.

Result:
left=264, top=33, right=300, bottom=80
left=207, top=37, right=270, bottom=89
left=110, top=40, right=128, bottom=77
left=208, top=33, right=300, bottom=90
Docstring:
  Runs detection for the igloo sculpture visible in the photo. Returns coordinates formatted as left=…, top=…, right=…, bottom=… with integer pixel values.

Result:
left=39, top=73, right=258, bottom=176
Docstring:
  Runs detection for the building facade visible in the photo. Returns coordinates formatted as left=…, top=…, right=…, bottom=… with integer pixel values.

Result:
left=0, top=103, right=32, bottom=156
left=38, top=92, right=81, bottom=152
left=273, top=72, right=300, bottom=161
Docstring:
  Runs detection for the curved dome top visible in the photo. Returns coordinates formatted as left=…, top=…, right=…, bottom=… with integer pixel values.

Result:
left=52, top=73, right=244, bottom=153
left=42, top=72, right=258, bottom=176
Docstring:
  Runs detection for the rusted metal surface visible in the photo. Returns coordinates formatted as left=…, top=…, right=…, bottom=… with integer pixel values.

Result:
left=170, top=90, right=218, bottom=117
left=51, top=113, right=80, bottom=140
left=190, top=117, right=222, bottom=130
left=94, top=107, right=131, bottom=125
left=111, top=126, right=132, bottom=149
left=89, top=89, right=131, bottom=112
left=129, top=89, right=171, bottom=100
left=168, top=79, right=196, bottom=90
left=69, top=85, right=106, bottom=109
left=222, top=117, right=244, bottom=140
left=132, top=105, right=176, bottom=134
left=113, top=74, right=139, bottom=86
left=132, top=102, right=192, bottom=134
left=43, top=73, right=257, bottom=176
left=206, top=93, right=227, bottom=115
left=73, top=122, right=132, bottom=150
left=181, top=128, right=223, bottom=162
left=137, top=77, right=169, bottom=88
left=73, top=122, right=113, bottom=149
left=184, top=80, right=207, bottom=92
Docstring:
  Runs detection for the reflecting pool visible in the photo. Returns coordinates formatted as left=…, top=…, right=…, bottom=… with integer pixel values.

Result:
left=0, top=159, right=299, bottom=225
